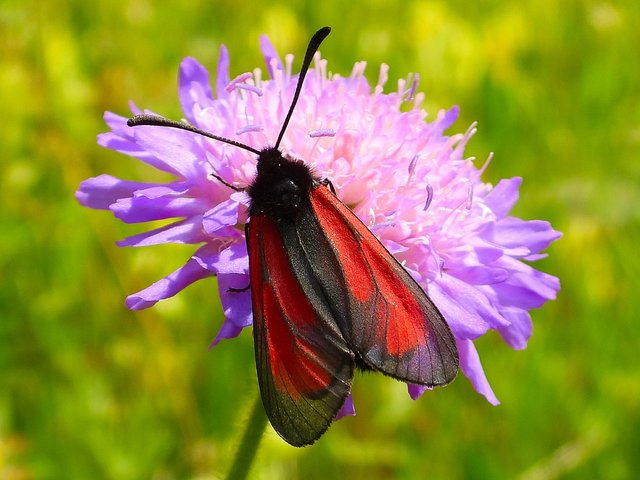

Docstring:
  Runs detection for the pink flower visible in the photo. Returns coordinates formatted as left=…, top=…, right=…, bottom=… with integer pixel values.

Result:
left=77, top=34, right=561, bottom=410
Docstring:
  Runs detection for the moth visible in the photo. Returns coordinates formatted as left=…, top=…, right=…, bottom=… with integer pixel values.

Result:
left=128, top=26, right=458, bottom=446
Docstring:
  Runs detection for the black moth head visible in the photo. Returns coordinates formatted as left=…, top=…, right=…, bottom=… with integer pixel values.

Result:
left=247, top=147, right=316, bottom=222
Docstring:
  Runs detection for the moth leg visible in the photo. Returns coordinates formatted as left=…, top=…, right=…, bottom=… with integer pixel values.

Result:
left=228, top=285, right=250, bottom=293
left=320, top=178, right=336, bottom=195
left=211, top=173, right=245, bottom=192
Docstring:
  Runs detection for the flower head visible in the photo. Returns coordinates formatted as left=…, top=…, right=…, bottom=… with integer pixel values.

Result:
left=77, top=34, right=561, bottom=409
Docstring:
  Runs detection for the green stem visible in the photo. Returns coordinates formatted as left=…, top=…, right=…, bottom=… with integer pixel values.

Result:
left=226, top=394, right=268, bottom=480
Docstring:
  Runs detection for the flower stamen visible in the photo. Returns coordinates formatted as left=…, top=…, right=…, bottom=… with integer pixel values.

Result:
left=407, top=154, right=419, bottom=184
left=308, top=128, right=336, bottom=138
left=234, top=83, right=263, bottom=96
left=479, top=152, right=494, bottom=176
left=425, top=234, right=445, bottom=276
left=370, top=220, right=396, bottom=232
left=423, top=184, right=434, bottom=211
left=405, top=73, right=419, bottom=102
left=225, top=72, right=253, bottom=92
left=375, top=64, right=389, bottom=94
left=237, top=125, right=264, bottom=135
left=466, top=183, right=474, bottom=210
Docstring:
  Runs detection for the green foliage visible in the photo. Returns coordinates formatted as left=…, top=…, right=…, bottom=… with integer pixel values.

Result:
left=2, top=1, right=639, bottom=478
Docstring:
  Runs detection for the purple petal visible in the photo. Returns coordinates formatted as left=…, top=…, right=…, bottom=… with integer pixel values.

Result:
left=111, top=184, right=209, bottom=223
left=215, top=45, right=230, bottom=99
left=127, top=101, right=142, bottom=116
left=76, top=175, right=157, bottom=210
left=447, top=265, right=509, bottom=285
left=210, top=319, right=244, bottom=346
left=408, top=383, right=431, bottom=400
left=125, top=252, right=214, bottom=310
left=485, top=218, right=562, bottom=256
left=523, top=253, right=548, bottom=261
left=492, top=282, right=550, bottom=310
left=259, top=34, right=283, bottom=78
left=193, top=241, right=248, bottom=274
left=218, top=274, right=252, bottom=325
left=131, top=183, right=190, bottom=199
left=474, top=245, right=505, bottom=264
left=231, top=190, right=251, bottom=207
left=104, top=110, right=131, bottom=131
left=492, top=260, right=560, bottom=310
left=496, top=307, right=533, bottom=350
left=439, top=105, right=459, bottom=130
left=458, top=338, right=499, bottom=405
left=335, top=394, right=356, bottom=419
left=211, top=273, right=252, bottom=345
left=117, top=216, right=208, bottom=246
left=99, top=115, right=192, bottom=178
left=202, top=199, right=240, bottom=234
left=131, top=126, right=208, bottom=179
left=179, top=57, right=214, bottom=124
left=484, top=177, right=522, bottom=218
left=98, top=131, right=149, bottom=160
left=428, top=280, right=490, bottom=339
left=382, top=240, right=408, bottom=255
left=438, top=274, right=509, bottom=329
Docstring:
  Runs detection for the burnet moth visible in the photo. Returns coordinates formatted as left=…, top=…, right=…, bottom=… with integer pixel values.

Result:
left=128, top=26, right=459, bottom=446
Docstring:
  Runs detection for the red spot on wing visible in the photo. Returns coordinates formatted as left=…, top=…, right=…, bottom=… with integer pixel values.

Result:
left=310, top=185, right=428, bottom=357
left=248, top=215, right=333, bottom=398
left=361, top=239, right=426, bottom=356
left=305, top=190, right=374, bottom=302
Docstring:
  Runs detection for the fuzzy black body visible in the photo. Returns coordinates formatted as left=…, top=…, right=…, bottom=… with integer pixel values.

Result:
left=247, top=147, right=317, bottom=222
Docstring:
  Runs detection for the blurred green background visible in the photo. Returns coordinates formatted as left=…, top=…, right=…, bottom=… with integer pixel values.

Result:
left=2, top=1, right=639, bottom=479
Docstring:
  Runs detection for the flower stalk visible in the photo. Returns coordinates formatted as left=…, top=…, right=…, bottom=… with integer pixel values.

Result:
left=226, top=394, right=268, bottom=480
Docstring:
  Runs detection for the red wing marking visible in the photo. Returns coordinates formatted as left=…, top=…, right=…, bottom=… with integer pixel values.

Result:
left=309, top=187, right=425, bottom=355
left=247, top=214, right=353, bottom=446
left=309, top=184, right=458, bottom=385
left=250, top=215, right=337, bottom=396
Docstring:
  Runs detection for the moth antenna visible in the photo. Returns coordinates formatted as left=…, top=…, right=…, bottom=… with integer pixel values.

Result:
left=274, top=26, right=331, bottom=149
left=128, top=28, right=331, bottom=154
left=127, top=114, right=261, bottom=155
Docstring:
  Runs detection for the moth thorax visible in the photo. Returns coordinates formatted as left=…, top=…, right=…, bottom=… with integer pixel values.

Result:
left=249, top=148, right=315, bottom=221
